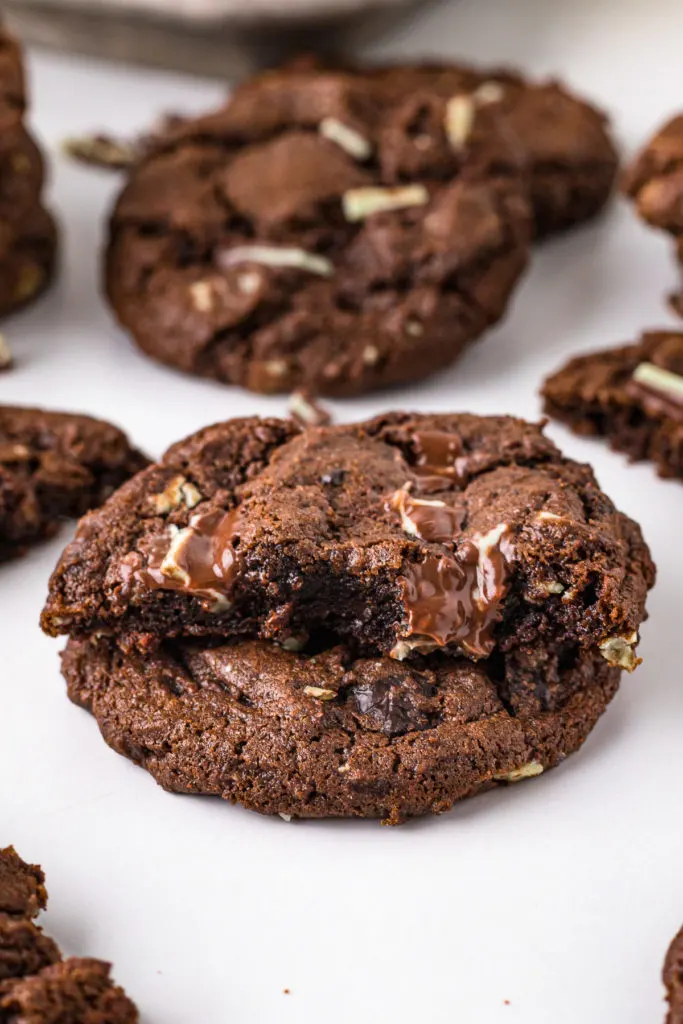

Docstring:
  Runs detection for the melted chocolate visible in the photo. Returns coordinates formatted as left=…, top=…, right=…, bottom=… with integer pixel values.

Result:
left=391, top=489, right=464, bottom=544
left=399, top=525, right=514, bottom=658
left=626, top=378, right=683, bottom=423
left=140, top=507, right=241, bottom=607
left=411, top=429, right=469, bottom=487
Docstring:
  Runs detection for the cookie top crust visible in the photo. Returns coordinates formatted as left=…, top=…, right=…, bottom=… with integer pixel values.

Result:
left=0, top=405, right=148, bottom=562
left=250, top=57, right=618, bottom=237
left=64, top=635, right=620, bottom=823
left=106, top=63, right=531, bottom=396
left=0, top=849, right=47, bottom=921
left=42, top=412, right=654, bottom=668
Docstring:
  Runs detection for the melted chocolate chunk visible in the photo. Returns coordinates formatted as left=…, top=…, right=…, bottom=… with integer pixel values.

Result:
left=140, top=508, right=241, bottom=608
left=349, top=675, right=434, bottom=736
left=398, top=525, right=514, bottom=658
left=411, top=429, right=470, bottom=487
left=391, top=489, right=464, bottom=544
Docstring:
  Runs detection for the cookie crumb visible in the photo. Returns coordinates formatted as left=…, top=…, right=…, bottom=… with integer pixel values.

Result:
left=283, top=988, right=291, bottom=995
left=289, top=390, right=332, bottom=429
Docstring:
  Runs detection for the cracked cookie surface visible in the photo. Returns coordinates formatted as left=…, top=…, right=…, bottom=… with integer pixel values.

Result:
left=41, top=412, right=654, bottom=666
left=105, top=63, right=532, bottom=395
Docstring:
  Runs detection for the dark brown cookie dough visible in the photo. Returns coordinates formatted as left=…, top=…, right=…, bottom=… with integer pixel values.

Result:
left=42, top=412, right=654, bottom=670
left=0, top=404, right=147, bottom=563
left=0, top=959, right=138, bottom=1024
left=0, top=848, right=139, bottom=1023
left=665, top=926, right=683, bottom=1024
left=623, top=115, right=683, bottom=313
left=0, top=917, right=60, bottom=983
left=330, top=59, right=619, bottom=239
left=63, top=634, right=620, bottom=823
left=106, top=64, right=532, bottom=396
left=542, top=330, right=683, bottom=481
left=0, top=126, right=44, bottom=239
left=0, top=25, right=57, bottom=317
left=0, top=849, right=46, bottom=921
left=0, top=27, right=24, bottom=130
left=0, top=205, right=57, bottom=318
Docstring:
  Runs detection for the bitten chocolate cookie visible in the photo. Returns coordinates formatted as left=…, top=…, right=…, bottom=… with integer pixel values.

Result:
left=0, top=847, right=139, bottom=1023
left=106, top=64, right=532, bottom=395
left=0, top=405, right=147, bottom=562
left=623, top=115, right=683, bottom=313
left=300, top=58, right=618, bottom=238
left=665, top=926, right=683, bottom=1024
left=63, top=635, right=620, bottom=824
left=42, top=412, right=654, bottom=668
left=542, top=330, right=683, bottom=481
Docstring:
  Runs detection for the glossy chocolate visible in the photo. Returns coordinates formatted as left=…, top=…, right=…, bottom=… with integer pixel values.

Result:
left=411, top=429, right=470, bottom=486
left=140, top=507, right=241, bottom=608
left=399, top=525, right=514, bottom=658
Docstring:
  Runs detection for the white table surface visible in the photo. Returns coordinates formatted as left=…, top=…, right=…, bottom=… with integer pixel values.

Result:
left=1, top=1, right=682, bottom=1020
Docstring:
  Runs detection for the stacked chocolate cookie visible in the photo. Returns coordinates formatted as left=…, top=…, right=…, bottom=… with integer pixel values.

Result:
left=104, top=60, right=617, bottom=396
left=41, top=412, right=654, bottom=823
left=0, top=26, right=56, bottom=317
left=0, top=846, right=138, bottom=1022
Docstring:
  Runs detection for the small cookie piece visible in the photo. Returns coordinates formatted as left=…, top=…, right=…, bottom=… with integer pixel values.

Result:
left=0, top=958, right=139, bottom=1023
left=0, top=405, right=147, bottom=562
left=665, top=926, right=683, bottom=1024
left=542, top=330, right=683, bottom=481
left=42, top=412, right=654, bottom=669
left=63, top=636, right=620, bottom=823
left=0, top=849, right=46, bottom=920
left=623, top=115, right=683, bottom=312
left=106, top=64, right=531, bottom=396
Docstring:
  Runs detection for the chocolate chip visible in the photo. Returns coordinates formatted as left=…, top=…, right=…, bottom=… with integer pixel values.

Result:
left=349, top=676, right=434, bottom=736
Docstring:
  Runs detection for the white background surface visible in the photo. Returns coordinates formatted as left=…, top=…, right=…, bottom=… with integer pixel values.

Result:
left=1, top=1, right=682, bottom=1020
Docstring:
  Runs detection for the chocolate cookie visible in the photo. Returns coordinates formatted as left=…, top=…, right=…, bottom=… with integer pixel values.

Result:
left=0, top=404, right=147, bottom=562
left=542, top=330, right=683, bottom=481
left=63, top=635, right=620, bottom=823
left=623, top=115, right=683, bottom=312
left=0, top=25, right=57, bottom=317
left=0, top=205, right=57, bottom=318
left=105, top=65, right=531, bottom=396
left=312, top=58, right=618, bottom=238
left=665, top=926, right=683, bottom=1024
left=42, top=412, right=654, bottom=669
left=0, top=847, right=139, bottom=1023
